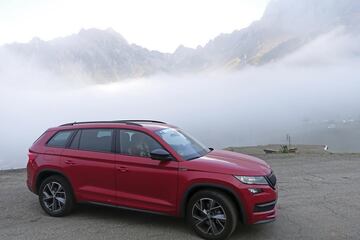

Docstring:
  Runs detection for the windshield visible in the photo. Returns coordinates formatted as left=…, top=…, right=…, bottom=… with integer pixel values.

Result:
left=155, top=128, right=210, bottom=160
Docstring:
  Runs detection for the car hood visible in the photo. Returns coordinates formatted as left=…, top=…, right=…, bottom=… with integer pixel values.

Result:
left=181, top=150, right=271, bottom=176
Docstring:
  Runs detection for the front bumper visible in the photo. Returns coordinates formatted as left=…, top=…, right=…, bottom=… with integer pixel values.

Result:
left=252, top=202, right=277, bottom=224
left=234, top=176, right=278, bottom=224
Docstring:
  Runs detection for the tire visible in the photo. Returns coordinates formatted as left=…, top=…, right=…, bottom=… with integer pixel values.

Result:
left=186, top=190, right=238, bottom=240
left=38, top=175, right=75, bottom=217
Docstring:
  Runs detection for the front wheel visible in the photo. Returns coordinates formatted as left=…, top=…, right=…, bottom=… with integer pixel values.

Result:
left=38, top=175, right=74, bottom=217
left=186, top=190, right=238, bottom=240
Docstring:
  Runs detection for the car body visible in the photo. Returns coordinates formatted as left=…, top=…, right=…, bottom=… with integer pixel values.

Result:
left=27, top=120, right=277, bottom=239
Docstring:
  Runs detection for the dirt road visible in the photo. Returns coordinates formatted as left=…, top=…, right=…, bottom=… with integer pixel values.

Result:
left=1, top=152, right=359, bottom=239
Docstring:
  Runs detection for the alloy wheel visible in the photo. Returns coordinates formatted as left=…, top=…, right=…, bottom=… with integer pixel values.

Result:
left=191, top=198, right=227, bottom=236
left=42, top=181, right=66, bottom=213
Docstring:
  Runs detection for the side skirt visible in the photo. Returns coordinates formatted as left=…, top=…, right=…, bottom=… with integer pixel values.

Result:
left=85, top=201, right=176, bottom=217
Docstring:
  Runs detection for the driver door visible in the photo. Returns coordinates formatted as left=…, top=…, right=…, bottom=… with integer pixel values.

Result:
left=115, top=129, right=179, bottom=214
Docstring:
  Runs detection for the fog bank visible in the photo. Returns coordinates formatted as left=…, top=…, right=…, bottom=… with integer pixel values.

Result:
left=1, top=30, right=360, bottom=169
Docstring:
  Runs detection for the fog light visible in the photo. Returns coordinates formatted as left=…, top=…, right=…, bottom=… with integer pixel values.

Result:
left=248, top=188, right=262, bottom=194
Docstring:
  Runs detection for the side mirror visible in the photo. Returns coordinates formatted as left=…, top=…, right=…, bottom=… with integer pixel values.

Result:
left=150, top=149, right=173, bottom=161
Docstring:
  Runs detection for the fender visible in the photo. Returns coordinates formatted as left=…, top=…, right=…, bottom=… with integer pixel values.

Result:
left=179, top=183, right=247, bottom=223
left=35, top=168, right=75, bottom=198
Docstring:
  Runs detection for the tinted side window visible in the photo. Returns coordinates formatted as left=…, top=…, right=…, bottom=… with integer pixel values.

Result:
left=47, top=130, right=74, bottom=148
left=79, top=129, right=113, bottom=153
left=69, top=130, right=81, bottom=149
left=120, top=130, right=164, bottom=158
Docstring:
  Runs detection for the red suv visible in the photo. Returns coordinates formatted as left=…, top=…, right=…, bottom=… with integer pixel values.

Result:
left=27, top=120, right=277, bottom=240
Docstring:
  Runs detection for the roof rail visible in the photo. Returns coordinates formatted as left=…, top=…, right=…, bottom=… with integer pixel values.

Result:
left=59, top=120, right=166, bottom=127
left=60, top=120, right=141, bottom=127
left=120, top=120, right=167, bottom=124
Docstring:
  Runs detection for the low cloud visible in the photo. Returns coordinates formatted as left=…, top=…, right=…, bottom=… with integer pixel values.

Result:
left=1, top=29, right=360, bottom=169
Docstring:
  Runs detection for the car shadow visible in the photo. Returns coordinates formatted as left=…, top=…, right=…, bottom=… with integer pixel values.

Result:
left=73, top=203, right=190, bottom=232
left=70, top=203, right=274, bottom=239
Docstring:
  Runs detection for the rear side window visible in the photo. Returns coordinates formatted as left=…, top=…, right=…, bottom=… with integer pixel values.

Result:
left=47, top=130, right=74, bottom=148
left=78, top=129, right=113, bottom=153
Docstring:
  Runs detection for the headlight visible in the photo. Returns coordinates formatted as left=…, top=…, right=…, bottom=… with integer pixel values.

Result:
left=235, top=176, right=268, bottom=185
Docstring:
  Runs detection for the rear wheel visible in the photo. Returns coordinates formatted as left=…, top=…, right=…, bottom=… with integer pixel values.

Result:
left=38, top=175, right=74, bottom=217
left=186, top=190, right=238, bottom=240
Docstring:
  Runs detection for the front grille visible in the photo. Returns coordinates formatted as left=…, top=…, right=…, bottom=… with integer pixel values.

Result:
left=253, top=200, right=276, bottom=212
left=266, top=171, right=277, bottom=189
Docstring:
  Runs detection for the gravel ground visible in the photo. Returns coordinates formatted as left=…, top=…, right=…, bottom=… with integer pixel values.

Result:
left=1, top=152, right=360, bottom=240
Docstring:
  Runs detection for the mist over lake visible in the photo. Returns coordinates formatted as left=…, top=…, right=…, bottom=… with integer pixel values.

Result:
left=1, top=28, right=360, bottom=170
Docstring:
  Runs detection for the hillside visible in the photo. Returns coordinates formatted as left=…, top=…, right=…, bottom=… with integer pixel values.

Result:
left=1, top=0, right=359, bottom=82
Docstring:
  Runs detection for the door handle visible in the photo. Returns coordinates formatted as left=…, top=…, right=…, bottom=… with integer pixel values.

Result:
left=117, top=166, right=128, bottom=173
left=64, top=160, right=75, bottom=165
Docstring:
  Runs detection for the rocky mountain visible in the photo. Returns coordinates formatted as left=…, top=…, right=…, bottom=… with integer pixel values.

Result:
left=2, top=28, right=171, bottom=82
left=1, top=0, right=359, bottom=82
left=178, top=0, right=360, bottom=71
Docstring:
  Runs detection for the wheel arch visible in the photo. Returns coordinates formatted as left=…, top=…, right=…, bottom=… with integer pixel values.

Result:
left=35, top=169, right=74, bottom=196
left=180, top=183, right=246, bottom=223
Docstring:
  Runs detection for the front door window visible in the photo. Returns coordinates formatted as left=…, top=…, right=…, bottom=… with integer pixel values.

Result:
left=119, top=130, right=164, bottom=158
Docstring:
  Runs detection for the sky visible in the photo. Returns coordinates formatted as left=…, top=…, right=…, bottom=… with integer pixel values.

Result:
left=0, top=0, right=270, bottom=53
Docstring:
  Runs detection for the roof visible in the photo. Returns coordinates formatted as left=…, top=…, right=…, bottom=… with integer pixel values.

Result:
left=55, top=120, right=172, bottom=131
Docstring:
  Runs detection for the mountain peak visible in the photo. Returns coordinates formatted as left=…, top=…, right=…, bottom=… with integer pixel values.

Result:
left=78, top=28, right=128, bottom=44
left=174, top=44, right=194, bottom=53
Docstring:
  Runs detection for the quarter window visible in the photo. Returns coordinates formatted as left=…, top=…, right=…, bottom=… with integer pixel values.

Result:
left=47, top=130, right=74, bottom=148
left=78, top=129, right=113, bottom=153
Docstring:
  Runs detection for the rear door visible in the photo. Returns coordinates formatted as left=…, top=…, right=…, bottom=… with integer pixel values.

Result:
left=61, top=128, right=116, bottom=204
left=115, top=129, right=179, bottom=214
